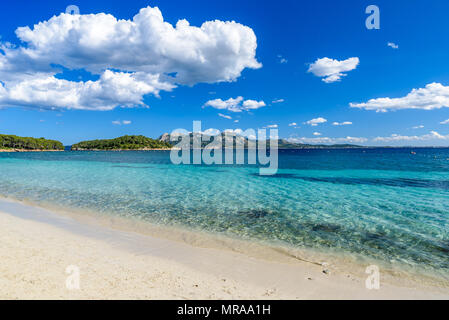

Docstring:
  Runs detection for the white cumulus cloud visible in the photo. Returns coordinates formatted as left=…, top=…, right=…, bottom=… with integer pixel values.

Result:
left=308, top=57, right=359, bottom=83
left=204, top=97, right=266, bottom=113
left=305, top=117, right=327, bottom=126
left=0, top=70, right=173, bottom=110
left=441, top=119, right=449, bottom=125
left=243, top=99, right=266, bottom=110
left=350, top=83, right=449, bottom=112
left=0, top=6, right=261, bottom=111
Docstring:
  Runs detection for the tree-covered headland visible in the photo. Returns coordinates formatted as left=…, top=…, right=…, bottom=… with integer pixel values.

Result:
left=71, top=135, right=172, bottom=150
left=0, top=134, right=64, bottom=151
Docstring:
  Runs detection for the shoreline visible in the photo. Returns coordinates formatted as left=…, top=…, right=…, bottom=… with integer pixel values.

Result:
left=3, top=196, right=448, bottom=288
left=71, top=148, right=172, bottom=151
left=3, top=147, right=449, bottom=153
left=0, top=149, right=63, bottom=152
left=0, top=197, right=448, bottom=299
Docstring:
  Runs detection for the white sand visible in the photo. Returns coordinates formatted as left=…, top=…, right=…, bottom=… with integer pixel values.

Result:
left=0, top=199, right=448, bottom=300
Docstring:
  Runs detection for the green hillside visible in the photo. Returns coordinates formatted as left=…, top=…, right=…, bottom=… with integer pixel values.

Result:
left=0, top=134, right=64, bottom=151
left=71, top=135, right=172, bottom=150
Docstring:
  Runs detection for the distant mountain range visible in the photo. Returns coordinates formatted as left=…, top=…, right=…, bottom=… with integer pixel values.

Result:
left=158, top=133, right=363, bottom=149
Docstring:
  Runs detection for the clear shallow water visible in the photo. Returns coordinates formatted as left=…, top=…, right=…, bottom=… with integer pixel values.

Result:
left=0, top=149, right=448, bottom=276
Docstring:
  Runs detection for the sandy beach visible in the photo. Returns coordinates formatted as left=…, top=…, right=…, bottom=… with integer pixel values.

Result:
left=0, top=198, right=448, bottom=300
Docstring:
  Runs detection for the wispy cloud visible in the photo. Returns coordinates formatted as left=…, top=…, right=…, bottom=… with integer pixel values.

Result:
left=112, top=120, right=132, bottom=125
left=289, top=136, right=367, bottom=144
left=277, top=55, right=288, bottom=64
left=441, top=119, right=449, bottom=125
left=218, top=113, right=232, bottom=120
left=374, top=131, right=449, bottom=142
left=272, top=99, right=285, bottom=104
left=412, top=125, right=424, bottom=129
left=387, top=42, right=399, bottom=49
left=308, top=57, right=359, bottom=83
left=332, top=121, right=352, bottom=126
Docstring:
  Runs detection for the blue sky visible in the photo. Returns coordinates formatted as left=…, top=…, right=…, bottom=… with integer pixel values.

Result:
left=0, top=0, right=449, bottom=146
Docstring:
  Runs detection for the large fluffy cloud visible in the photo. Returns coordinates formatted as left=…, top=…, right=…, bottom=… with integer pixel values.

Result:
left=308, top=57, right=359, bottom=83
left=350, top=83, right=449, bottom=112
left=204, top=97, right=266, bottom=113
left=0, top=6, right=261, bottom=110
left=0, top=70, right=173, bottom=110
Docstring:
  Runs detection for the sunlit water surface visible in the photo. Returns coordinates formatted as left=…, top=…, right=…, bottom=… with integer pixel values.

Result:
left=0, top=149, right=448, bottom=277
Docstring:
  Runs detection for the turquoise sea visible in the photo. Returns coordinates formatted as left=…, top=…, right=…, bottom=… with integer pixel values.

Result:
left=0, top=148, right=448, bottom=277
